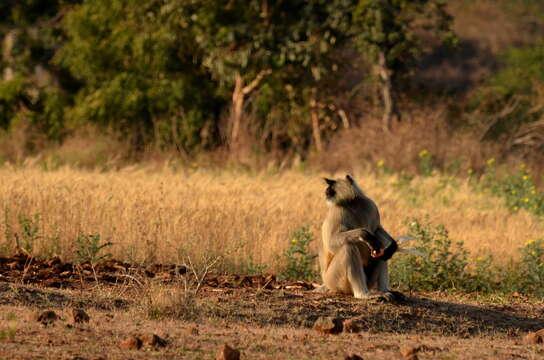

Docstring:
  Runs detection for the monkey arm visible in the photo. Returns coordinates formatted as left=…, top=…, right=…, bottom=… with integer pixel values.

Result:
left=329, top=228, right=376, bottom=254
left=375, top=227, right=398, bottom=261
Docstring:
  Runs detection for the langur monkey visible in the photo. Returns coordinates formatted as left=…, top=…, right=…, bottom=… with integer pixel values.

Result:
left=317, top=175, right=401, bottom=300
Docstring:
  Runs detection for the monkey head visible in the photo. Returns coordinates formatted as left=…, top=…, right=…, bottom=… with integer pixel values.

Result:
left=323, top=175, right=363, bottom=205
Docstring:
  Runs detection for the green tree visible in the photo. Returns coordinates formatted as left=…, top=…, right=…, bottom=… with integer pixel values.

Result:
left=476, top=40, right=544, bottom=152
left=352, top=0, right=455, bottom=131
left=56, top=0, right=224, bottom=152
left=0, top=0, right=77, bottom=140
left=181, top=0, right=353, bottom=154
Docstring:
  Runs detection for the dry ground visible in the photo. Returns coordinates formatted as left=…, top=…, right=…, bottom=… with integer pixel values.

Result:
left=1, top=255, right=544, bottom=360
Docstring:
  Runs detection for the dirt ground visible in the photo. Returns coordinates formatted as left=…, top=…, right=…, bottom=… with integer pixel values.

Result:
left=1, top=254, right=544, bottom=359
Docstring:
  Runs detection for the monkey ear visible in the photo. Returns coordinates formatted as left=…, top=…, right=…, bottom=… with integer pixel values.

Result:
left=345, top=174, right=354, bottom=183
left=323, top=178, right=336, bottom=186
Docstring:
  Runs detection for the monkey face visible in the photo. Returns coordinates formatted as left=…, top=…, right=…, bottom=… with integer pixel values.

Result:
left=323, top=175, right=362, bottom=204
left=323, top=178, right=337, bottom=200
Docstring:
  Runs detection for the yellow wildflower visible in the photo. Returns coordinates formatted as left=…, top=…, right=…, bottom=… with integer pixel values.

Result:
left=523, top=175, right=529, bottom=181
left=525, top=239, right=535, bottom=247
left=291, top=239, right=297, bottom=244
left=377, top=160, right=385, bottom=168
left=419, top=149, right=429, bottom=158
left=486, top=158, right=495, bottom=165
left=467, top=169, right=473, bottom=175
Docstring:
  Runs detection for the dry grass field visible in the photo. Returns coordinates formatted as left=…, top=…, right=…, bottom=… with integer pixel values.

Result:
left=1, top=165, right=543, bottom=271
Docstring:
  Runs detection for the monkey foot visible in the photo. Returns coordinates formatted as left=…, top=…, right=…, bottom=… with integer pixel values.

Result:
left=375, top=291, right=406, bottom=303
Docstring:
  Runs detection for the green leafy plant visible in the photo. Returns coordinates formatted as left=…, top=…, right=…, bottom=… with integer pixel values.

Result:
left=240, top=255, right=268, bottom=275
left=74, top=233, right=112, bottom=264
left=280, top=226, right=317, bottom=281
left=14, top=213, right=41, bottom=255
left=514, top=238, right=544, bottom=296
left=481, top=160, right=544, bottom=216
left=418, top=149, right=434, bottom=177
left=390, top=217, right=471, bottom=291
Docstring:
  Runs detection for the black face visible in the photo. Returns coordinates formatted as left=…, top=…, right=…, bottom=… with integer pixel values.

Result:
left=324, top=178, right=336, bottom=200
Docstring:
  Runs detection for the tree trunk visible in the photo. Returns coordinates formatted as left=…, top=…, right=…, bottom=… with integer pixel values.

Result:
left=229, top=70, right=271, bottom=149
left=310, top=98, right=323, bottom=152
left=230, top=72, right=245, bottom=148
left=378, top=51, right=400, bottom=132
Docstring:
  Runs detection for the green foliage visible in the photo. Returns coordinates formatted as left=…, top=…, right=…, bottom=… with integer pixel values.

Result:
left=475, top=39, right=544, bottom=140
left=74, top=233, right=112, bottom=264
left=0, top=326, right=16, bottom=341
left=515, top=239, right=544, bottom=296
left=0, top=1, right=79, bottom=140
left=390, top=217, right=471, bottom=291
left=57, top=0, right=223, bottom=151
left=14, top=213, right=41, bottom=255
left=352, top=0, right=455, bottom=77
left=391, top=218, right=544, bottom=296
left=481, top=160, right=544, bottom=216
left=240, top=255, right=268, bottom=276
left=417, top=149, right=434, bottom=177
left=280, top=226, right=317, bottom=281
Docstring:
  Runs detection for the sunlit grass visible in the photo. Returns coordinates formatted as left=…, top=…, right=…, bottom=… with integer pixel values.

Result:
left=0, top=165, right=542, bottom=272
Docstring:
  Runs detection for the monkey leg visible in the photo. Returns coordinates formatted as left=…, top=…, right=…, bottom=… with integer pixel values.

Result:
left=367, top=260, right=390, bottom=293
left=367, top=261, right=405, bottom=302
left=324, top=243, right=371, bottom=299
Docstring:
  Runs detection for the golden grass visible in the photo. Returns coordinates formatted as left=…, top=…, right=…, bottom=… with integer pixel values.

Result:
left=0, top=166, right=542, bottom=272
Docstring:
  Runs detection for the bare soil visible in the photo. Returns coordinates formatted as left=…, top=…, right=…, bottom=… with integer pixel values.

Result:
left=1, top=254, right=544, bottom=359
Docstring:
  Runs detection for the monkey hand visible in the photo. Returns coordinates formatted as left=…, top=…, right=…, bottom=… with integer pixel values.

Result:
left=371, top=248, right=385, bottom=258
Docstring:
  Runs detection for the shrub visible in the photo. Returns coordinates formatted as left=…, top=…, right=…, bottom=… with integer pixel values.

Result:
left=280, top=226, right=318, bottom=281
left=390, top=217, right=471, bottom=291
left=481, top=161, right=544, bottom=216
left=14, top=213, right=41, bottom=255
left=74, top=233, right=112, bottom=264
left=514, top=238, right=544, bottom=296
left=418, top=149, right=434, bottom=177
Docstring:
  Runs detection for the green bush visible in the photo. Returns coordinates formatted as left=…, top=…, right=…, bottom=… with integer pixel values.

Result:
left=418, top=149, right=434, bottom=177
left=280, top=226, right=317, bottom=281
left=481, top=160, right=544, bottom=216
left=390, top=217, right=471, bottom=291
left=14, top=213, right=41, bottom=255
left=390, top=217, right=544, bottom=296
left=74, top=233, right=112, bottom=264
left=514, top=238, right=544, bottom=296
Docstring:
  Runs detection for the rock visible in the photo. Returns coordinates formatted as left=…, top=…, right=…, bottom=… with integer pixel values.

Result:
left=313, top=317, right=343, bottom=334
left=216, top=344, right=240, bottom=360
left=400, top=346, right=420, bottom=359
left=118, top=336, right=142, bottom=350
left=523, top=331, right=543, bottom=344
left=344, top=353, right=364, bottom=360
left=71, top=308, right=90, bottom=323
left=140, top=333, right=167, bottom=348
left=342, top=319, right=361, bottom=333
left=35, top=310, right=59, bottom=326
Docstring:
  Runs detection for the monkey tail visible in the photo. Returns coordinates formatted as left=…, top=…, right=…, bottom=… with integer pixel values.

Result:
left=395, top=235, right=427, bottom=258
